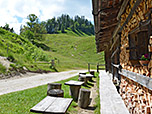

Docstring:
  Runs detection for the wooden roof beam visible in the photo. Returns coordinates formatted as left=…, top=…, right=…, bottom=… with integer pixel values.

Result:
left=117, top=0, right=130, bottom=20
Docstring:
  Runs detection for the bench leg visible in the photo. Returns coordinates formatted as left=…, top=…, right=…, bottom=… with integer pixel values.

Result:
left=69, top=85, right=81, bottom=101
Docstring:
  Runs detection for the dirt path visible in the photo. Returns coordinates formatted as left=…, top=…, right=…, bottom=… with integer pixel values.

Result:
left=0, top=70, right=87, bottom=95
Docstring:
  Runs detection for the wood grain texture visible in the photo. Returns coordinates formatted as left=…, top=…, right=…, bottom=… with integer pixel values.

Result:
left=78, top=88, right=91, bottom=108
left=30, top=96, right=72, bottom=114
left=64, top=80, right=84, bottom=86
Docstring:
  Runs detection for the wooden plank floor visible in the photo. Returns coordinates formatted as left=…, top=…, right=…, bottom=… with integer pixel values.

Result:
left=99, top=70, right=129, bottom=114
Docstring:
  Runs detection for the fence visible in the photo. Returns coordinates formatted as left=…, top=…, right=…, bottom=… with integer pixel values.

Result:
left=88, top=63, right=105, bottom=72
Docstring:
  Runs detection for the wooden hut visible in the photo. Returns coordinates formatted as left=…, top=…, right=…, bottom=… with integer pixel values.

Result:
left=92, top=0, right=152, bottom=113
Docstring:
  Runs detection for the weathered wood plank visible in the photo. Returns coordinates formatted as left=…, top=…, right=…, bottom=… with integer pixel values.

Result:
left=119, top=69, right=152, bottom=91
left=79, top=74, right=94, bottom=78
left=30, top=96, right=55, bottom=113
left=30, top=96, right=73, bottom=114
left=78, top=88, right=91, bottom=108
left=64, top=80, right=84, bottom=86
left=117, top=0, right=130, bottom=20
left=45, top=97, right=72, bottom=113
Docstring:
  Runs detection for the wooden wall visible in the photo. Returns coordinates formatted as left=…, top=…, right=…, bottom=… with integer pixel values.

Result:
left=120, top=0, right=152, bottom=77
left=118, top=0, right=152, bottom=113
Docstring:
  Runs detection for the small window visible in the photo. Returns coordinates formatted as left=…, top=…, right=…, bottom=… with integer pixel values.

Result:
left=128, top=31, right=148, bottom=60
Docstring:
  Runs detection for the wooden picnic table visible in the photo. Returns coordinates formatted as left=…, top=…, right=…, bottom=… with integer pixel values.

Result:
left=30, top=96, right=73, bottom=114
left=64, top=80, right=84, bottom=101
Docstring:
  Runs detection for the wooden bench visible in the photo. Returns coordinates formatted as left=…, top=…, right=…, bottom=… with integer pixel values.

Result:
left=30, top=96, right=73, bottom=114
left=64, top=80, right=84, bottom=101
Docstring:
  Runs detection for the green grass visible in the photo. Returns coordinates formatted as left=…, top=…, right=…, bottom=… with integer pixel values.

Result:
left=0, top=72, right=99, bottom=114
left=0, top=28, right=104, bottom=74
left=0, top=63, right=6, bottom=74
left=0, top=76, right=78, bottom=114
left=94, top=72, right=100, bottom=114
left=43, top=32, right=104, bottom=71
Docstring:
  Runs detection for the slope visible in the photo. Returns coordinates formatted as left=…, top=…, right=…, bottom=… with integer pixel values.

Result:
left=0, top=28, right=104, bottom=76
left=42, top=30, right=104, bottom=71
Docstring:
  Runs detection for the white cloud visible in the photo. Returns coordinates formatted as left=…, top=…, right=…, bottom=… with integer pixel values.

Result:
left=0, top=0, right=93, bottom=34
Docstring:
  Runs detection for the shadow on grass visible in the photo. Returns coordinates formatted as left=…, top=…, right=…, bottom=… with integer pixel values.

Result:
left=82, top=81, right=94, bottom=88
left=90, top=80, right=96, bottom=83
left=83, top=84, right=91, bottom=88
left=86, top=106, right=97, bottom=111
left=87, top=82, right=94, bottom=87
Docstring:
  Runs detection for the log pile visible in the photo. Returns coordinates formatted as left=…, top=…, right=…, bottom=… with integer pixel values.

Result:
left=120, top=76, right=152, bottom=114
left=119, top=0, right=152, bottom=78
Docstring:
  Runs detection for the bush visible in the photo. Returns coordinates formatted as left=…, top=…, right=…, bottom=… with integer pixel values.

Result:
left=0, top=63, right=6, bottom=73
left=7, top=54, right=15, bottom=62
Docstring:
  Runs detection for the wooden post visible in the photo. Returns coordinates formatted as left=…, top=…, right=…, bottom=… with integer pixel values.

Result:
left=69, top=85, right=81, bottom=101
left=105, top=50, right=109, bottom=72
left=109, top=51, right=112, bottom=73
left=78, top=88, right=91, bottom=108
left=148, top=10, right=152, bottom=78
left=51, top=59, right=55, bottom=68
left=97, top=64, right=99, bottom=72
left=88, top=63, right=90, bottom=72
left=117, top=32, right=121, bottom=81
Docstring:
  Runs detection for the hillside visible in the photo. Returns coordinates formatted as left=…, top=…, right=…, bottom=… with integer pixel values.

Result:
left=0, top=28, right=104, bottom=77
left=43, top=30, right=104, bottom=71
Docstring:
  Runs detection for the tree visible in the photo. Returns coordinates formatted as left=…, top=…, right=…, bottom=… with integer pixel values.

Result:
left=61, top=24, right=65, bottom=33
left=1, top=23, right=14, bottom=33
left=22, top=30, right=34, bottom=42
left=26, top=14, right=38, bottom=31
left=43, top=14, right=94, bottom=35
left=74, top=22, right=79, bottom=30
left=21, top=14, right=47, bottom=42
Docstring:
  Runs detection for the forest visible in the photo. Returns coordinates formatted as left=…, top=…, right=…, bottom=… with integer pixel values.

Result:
left=19, top=14, right=94, bottom=40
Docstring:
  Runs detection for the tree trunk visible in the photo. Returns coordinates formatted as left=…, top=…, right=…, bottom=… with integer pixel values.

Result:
left=47, top=83, right=62, bottom=95
left=78, top=88, right=91, bottom=108
left=69, top=85, right=81, bottom=101
left=47, top=83, right=62, bottom=91
left=47, top=89, right=64, bottom=97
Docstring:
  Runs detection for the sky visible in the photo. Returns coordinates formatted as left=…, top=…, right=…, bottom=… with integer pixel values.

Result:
left=0, top=0, right=93, bottom=34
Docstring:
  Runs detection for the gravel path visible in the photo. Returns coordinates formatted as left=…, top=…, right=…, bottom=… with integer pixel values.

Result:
left=0, top=70, right=87, bottom=95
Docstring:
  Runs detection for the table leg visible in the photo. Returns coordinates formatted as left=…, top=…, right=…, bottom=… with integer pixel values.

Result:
left=69, top=85, right=81, bottom=101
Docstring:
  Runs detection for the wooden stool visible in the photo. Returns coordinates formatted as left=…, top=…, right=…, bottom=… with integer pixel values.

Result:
left=47, top=89, right=64, bottom=97
left=78, top=88, right=91, bottom=108
left=47, top=83, right=62, bottom=91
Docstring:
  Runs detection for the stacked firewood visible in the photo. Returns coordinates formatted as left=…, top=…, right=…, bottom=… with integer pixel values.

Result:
left=120, top=77, right=152, bottom=114
left=120, top=0, right=152, bottom=73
